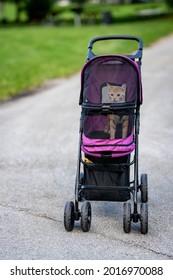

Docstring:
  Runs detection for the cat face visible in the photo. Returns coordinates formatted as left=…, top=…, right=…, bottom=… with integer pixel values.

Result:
left=107, top=83, right=126, bottom=103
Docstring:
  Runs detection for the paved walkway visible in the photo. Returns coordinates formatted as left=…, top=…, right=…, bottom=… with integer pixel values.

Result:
left=0, top=34, right=173, bottom=260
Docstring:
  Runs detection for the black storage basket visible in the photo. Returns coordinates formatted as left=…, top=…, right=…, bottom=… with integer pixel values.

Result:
left=82, top=155, right=131, bottom=202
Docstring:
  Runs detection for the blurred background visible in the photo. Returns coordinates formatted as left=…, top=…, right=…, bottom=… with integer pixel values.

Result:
left=0, top=0, right=173, bottom=101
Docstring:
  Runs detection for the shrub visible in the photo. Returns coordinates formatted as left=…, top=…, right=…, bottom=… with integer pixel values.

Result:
left=166, top=0, right=173, bottom=7
left=26, top=0, right=55, bottom=22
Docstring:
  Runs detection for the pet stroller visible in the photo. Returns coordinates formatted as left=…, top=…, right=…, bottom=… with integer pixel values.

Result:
left=64, top=35, right=148, bottom=234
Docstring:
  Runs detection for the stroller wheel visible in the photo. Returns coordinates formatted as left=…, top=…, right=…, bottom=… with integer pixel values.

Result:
left=123, top=202, right=131, bottom=233
left=140, top=203, right=148, bottom=234
left=81, top=201, right=92, bottom=232
left=64, top=201, right=75, bottom=231
left=140, top=173, right=148, bottom=203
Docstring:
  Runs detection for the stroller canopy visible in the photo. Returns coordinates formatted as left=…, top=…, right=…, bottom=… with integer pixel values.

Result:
left=79, top=55, right=142, bottom=106
left=80, top=55, right=142, bottom=158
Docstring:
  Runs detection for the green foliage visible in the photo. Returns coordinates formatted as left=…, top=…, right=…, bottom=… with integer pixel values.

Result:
left=70, top=0, right=87, bottom=4
left=0, top=1, right=169, bottom=24
left=165, top=0, right=173, bottom=8
left=25, top=0, right=55, bottom=21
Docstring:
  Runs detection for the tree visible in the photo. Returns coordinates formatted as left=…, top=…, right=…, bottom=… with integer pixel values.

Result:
left=70, top=0, right=87, bottom=26
left=0, top=0, right=57, bottom=22
left=0, top=0, right=26, bottom=22
left=70, top=0, right=87, bottom=4
left=25, top=0, right=56, bottom=22
left=14, top=0, right=26, bottom=22
left=165, top=0, right=173, bottom=7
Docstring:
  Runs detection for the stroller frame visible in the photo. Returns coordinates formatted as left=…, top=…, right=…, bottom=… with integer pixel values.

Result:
left=64, top=36, right=148, bottom=234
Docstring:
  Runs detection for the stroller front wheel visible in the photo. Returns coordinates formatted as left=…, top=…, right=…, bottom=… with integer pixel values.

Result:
left=64, top=201, right=75, bottom=231
left=140, top=203, right=148, bottom=234
left=123, top=202, right=131, bottom=233
left=140, top=173, right=148, bottom=203
left=81, top=201, right=92, bottom=232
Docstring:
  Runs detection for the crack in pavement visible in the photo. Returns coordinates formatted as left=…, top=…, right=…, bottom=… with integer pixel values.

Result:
left=0, top=203, right=61, bottom=223
left=90, top=229, right=173, bottom=259
left=0, top=203, right=172, bottom=259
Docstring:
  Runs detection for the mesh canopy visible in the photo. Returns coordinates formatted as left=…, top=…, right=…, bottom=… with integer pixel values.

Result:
left=79, top=55, right=142, bottom=105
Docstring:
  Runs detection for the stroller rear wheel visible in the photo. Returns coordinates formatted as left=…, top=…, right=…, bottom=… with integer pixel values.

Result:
left=64, top=201, right=75, bottom=231
left=140, top=174, right=148, bottom=203
left=123, top=202, right=131, bottom=233
left=140, top=203, right=148, bottom=234
left=81, top=201, right=92, bottom=232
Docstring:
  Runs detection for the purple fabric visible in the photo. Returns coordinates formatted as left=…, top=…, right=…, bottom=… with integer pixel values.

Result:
left=79, top=55, right=141, bottom=158
left=84, top=114, right=133, bottom=138
left=84, top=115, right=107, bottom=135
left=82, top=132, right=135, bottom=158
left=80, top=55, right=142, bottom=105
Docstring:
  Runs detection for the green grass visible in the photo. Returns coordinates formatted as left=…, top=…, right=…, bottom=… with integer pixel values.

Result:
left=0, top=17, right=173, bottom=100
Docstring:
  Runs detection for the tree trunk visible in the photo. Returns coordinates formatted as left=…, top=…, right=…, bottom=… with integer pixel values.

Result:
left=0, top=1, right=4, bottom=17
left=15, top=1, right=20, bottom=22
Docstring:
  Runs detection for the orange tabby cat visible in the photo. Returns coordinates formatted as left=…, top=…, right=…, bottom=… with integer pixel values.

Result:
left=105, top=83, right=129, bottom=139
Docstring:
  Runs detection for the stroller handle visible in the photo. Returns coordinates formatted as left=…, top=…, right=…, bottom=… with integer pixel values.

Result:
left=87, top=35, right=143, bottom=60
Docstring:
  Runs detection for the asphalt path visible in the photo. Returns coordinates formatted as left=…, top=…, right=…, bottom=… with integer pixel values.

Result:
left=0, top=35, right=173, bottom=260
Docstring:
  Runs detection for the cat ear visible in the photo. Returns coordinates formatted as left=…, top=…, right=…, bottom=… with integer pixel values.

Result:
left=122, top=84, right=126, bottom=92
left=107, top=83, right=111, bottom=89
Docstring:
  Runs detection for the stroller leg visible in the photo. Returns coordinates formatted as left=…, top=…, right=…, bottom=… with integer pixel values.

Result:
left=74, top=131, right=83, bottom=221
left=133, top=203, right=139, bottom=223
left=128, top=111, right=148, bottom=233
left=133, top=109, right=140, bottom=223
left=64, top=131, right=82, bottom=231
left=134, top=109, right=140, bottom=204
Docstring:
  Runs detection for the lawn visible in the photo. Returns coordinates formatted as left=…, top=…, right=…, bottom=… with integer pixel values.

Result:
left=0, top=17, right=173, bottom=100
